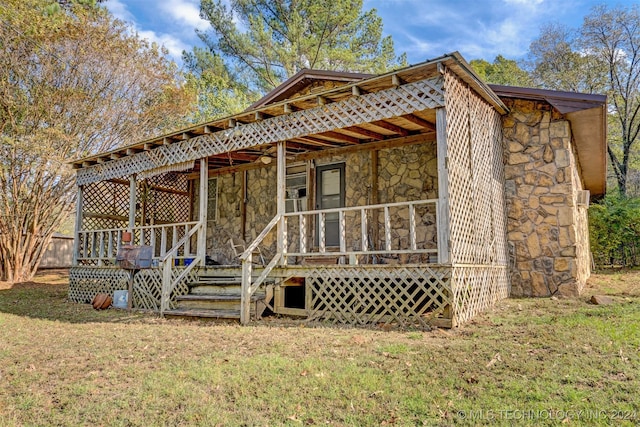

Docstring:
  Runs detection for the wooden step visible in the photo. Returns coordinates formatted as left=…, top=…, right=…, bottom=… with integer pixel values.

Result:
left=192, top=277, right=276, bottom=285
left=175, top=293, right=264, bottom=311
left=195, top=276, right=242, bottom=285
left=175, top=294, right=263, bottom=302
left=189, top=284, right=242, bottom=295
left=164, top=308, right=241, bottom=320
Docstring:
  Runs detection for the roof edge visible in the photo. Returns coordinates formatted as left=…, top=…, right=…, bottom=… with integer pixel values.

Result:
left=249, top=68, right=374, bottom=109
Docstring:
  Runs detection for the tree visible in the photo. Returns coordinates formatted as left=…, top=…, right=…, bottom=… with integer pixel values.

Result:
left=527, top=23, right=607, bottom=93
left=470, top=55, right=533, bottom=86
left=196, top=0, right=407, bottom=93
left=0, top=0, right=195, bottom=282
left=183, top=47, right=259, bottom=121
left=527, top=5, right=640, bottom=196
left=589, top=193, right=640, bottom=266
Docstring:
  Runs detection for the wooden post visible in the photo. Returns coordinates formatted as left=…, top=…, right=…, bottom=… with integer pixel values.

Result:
left=127, top=175, right=137, bottom=311
left=140, top=181, right=147, bottom=227
left=384, top=206, right=391, bottom=251
left=276, top=140, right=286, bottom=265
left=299, top=215, right=307, bottom=253
left=361, top=208, right=367, bottom=251
left=240, top=255, right=252, bottom=324
left=371, top=150, right=379, bottom=251
left=198, top=158, right=208, bottom=265
left=241, top=170, right=247, bottom=239
left=409, top=203, right=416, bottom=251
left=128, top=174, right=137, bottom=235
left=72, top=185, right=83, bottom=266
left=436, top=108, right=451, bottom=264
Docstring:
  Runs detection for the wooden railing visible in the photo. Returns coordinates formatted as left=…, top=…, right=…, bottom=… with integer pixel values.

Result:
left=160, top=222, right=202, bottom=315
left=239, top=198, right=440, bottom=324
left=282, top=199, right=439, bottom=261
left=240, top=214, right=282, bottom=324
left=76, top=221, right=201, bottom=265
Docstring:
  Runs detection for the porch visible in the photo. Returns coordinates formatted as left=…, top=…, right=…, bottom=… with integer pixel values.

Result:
left=69, top=53, right=510, bottom=328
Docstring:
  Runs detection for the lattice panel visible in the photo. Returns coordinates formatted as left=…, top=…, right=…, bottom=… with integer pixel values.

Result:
left=489, top=103, right=509, bottom=266
left=132, top=269, right=163, bottom=311
left=76, top=78, right=445, bottom=186
left=452, top=266, right=509, bottom=324
left=69, top=266, right=198, bottom=311
left=131, top=267, right=197, bottom=311
left=444, top=69, right=508, bottom=266
left=444, top=71, right=474, bottom=264
left=82, top=180, right=130, bottom=231
left=69, top=267, right=130, bottom=303
left=306, top=266, right=452, bottom=328
left=140, top=172, right=190, bottom=226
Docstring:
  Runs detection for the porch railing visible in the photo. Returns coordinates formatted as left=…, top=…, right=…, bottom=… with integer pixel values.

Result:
left=239, top=198, right=440, bottom=324
left=240, top=214, right=282, bottom=324
left=160, top=222, right=202, bottom=314
left=75, top=221, right=201, bottom=265
left=283, top=198, right=440, bottom=261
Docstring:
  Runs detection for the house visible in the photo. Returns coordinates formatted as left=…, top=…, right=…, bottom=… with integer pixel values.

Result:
left=68, top=52, right=606, bottom=328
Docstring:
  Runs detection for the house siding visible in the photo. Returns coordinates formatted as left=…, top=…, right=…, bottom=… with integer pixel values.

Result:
left=502, top=98, right=590, bottom=297
left=201, top=139, right=439, bottom=263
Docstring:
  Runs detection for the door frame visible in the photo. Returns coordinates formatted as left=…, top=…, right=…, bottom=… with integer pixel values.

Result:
left=315, top=162, right=346, bottom=247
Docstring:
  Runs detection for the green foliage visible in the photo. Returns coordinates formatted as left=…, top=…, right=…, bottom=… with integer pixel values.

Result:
left=589, top=193, right=640, bottom=267
left=183, top=48, right=259, bottom=121
left=470, top=55, right=532, bottom=86
left=195, top=0, right=406, bottom=93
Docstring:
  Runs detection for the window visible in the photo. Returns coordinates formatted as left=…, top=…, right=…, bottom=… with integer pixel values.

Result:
left=285, top=164, right=307, bottom=213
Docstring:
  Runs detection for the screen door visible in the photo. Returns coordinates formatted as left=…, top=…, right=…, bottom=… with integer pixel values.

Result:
left=316, top=163, right=345, bottom=247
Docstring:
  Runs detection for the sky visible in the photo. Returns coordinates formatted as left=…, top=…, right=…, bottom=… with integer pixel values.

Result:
left=104, top=0, right=635, bottom=67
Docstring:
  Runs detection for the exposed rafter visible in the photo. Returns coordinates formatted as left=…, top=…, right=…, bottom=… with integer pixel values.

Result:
left=370, top=120, right=410, bottom=136
left=401, top=114, right=436, bottom=130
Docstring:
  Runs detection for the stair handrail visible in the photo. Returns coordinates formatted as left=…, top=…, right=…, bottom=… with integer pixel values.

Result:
left=240, top=214, right=282, bottom=324
left=160, top=222, right=202, bottom=315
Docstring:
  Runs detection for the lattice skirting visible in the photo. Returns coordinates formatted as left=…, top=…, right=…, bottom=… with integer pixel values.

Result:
left=69, top=266, right=196, bottom=311
left=451, top=265, right=509, bottom=325
left=132, top=268, right=197, bottom=311
left=304, top=265, right=452, bottom=328
left=69, top=267, right=130, bottom=304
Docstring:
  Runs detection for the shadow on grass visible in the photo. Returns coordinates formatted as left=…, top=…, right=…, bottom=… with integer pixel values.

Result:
left=0, top=275, right=155, bottom=325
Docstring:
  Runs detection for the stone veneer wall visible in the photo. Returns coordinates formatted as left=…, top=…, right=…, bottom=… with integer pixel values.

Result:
left=201, top=138, right=438, bottom=263
left=314, top=140, right=438, bottom=256
left=201, top=167, right=276, bottom=264
left=377, top=142, right=439, bottom=259
left=503, top=98, right=590, bottom=297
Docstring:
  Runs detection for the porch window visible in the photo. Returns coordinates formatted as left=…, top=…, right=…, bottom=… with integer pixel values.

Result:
left=191, top=177, right=218, bottom=223
left=285, top=164, right=307, bottom=213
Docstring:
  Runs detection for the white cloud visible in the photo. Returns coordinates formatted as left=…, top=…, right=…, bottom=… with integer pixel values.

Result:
left=104, top=0, right=200, bottom=64
left=138, top=30, right=190, bottom=60
left=104, top=0, right=135, bottom=22
left=159, top=0, right=210, bottom=31
left=378, top=0, right=552, bottom=61
left=503, top=0, right=544, bottom=5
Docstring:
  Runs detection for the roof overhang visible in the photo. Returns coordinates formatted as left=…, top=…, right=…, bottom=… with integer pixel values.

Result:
left=249, top=68, right=375, bottom=109
left=69, top=52, right=507, bottom=185
left=490, top=84, right=607, bottom=197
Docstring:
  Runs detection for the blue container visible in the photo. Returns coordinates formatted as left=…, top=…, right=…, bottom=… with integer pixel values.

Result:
left=113, top=290, right=128, bottom=309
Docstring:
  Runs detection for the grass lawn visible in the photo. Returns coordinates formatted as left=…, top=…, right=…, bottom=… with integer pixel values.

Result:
left=0, top=269, right=639, bottom=426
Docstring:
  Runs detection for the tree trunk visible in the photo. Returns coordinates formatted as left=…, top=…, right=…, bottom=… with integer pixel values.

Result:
left=0, top=232, right=56, bottom=283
